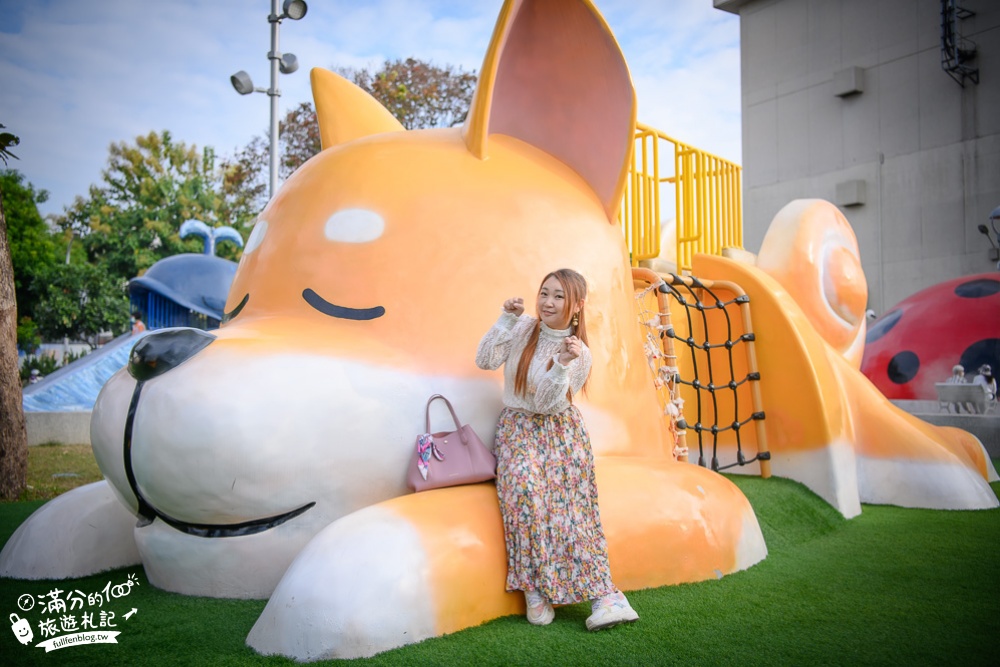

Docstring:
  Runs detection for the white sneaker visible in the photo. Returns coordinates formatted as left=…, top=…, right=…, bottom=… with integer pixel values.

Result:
left=525, top=590, right=554, bottom=626
left=585, top=591, right=638, bottom=631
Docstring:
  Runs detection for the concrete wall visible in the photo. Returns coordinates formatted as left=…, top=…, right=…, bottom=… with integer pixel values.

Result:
left=25, top=412, right=91, bottom=446
left=717, top=0, right=1000, bottom=313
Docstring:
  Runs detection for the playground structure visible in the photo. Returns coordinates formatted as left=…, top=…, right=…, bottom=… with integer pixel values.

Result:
left=633, top=266, right=770, bottom=477
left=621, top=122, right=743, bottom=273
left=128, top=220, right=243, bottom=330
left=2, top=0, right=997, bottom=662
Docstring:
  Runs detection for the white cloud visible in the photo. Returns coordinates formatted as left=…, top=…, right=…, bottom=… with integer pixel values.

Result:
left=0, top=0, right=741, bottom=217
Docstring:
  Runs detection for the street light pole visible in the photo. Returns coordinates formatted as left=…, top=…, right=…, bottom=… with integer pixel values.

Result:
left=231, top=1, right=308, bottom=200
left=268, top=0, right=282, bottom=199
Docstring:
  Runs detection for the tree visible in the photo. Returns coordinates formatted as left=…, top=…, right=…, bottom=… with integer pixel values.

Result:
left=57, top=131, right=252, bottom=283
left=0, top=123, right=19, bottom=164
left=0, top=170, right=60, bottom=321
left=224, top=58, right=478, bottom=213
left=342, top=58, right=477, bottom=131
left=31, top=263, right=130, bottom=347
left=0, top=127, right=28, bottom=499
left=16, top=316, right=40, bottom=354
left=217, top=101, right=322, bottom=215
left=218, top=134, right=271, bottom=223
left=42, top=131, right=255, bottom=344
left=280, top=101, right=323, bottom=175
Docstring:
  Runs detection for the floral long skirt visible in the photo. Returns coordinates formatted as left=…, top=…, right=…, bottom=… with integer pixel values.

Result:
left=494, top=406, right=616, bottom=604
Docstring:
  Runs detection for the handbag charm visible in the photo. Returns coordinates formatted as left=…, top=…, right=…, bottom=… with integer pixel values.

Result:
left=415, top=433, right=445, bottom=480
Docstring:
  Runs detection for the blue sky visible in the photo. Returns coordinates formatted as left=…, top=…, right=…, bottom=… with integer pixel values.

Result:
left=0, top=0, right=741, bottom=218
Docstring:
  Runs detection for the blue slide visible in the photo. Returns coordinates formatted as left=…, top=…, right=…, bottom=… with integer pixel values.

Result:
left=21, top=332, right=145, bottom=412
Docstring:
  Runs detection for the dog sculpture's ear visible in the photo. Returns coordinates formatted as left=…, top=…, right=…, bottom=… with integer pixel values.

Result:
left=463, top=0, right=636, bottom=220
left=311, top=68, right=405, bottom=150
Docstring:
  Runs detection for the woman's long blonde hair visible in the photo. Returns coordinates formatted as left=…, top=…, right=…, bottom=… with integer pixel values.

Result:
left=513, top=269, right=590, bottom=400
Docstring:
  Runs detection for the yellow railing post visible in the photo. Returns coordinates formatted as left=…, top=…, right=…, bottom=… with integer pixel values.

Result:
left=621, top=123, right=743, bottom=272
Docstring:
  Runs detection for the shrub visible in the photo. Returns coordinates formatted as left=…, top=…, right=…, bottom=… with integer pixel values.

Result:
left=20, top=353, right=60, bottom=384
left=16, top=317, right=41, bottom=354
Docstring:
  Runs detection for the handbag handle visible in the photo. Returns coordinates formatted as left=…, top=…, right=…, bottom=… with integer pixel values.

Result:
left=424, top=394, right=469, bottom=445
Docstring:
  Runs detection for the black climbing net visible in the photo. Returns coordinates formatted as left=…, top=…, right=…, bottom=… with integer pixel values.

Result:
left=637, top=274, right=769, bottom=472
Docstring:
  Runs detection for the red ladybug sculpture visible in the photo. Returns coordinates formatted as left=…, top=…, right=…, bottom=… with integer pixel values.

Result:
left=862, top=273, right=1000, bottom=399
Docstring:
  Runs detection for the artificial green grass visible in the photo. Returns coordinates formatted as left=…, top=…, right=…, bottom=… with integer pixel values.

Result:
left=1, top=471, right=998, bottom=666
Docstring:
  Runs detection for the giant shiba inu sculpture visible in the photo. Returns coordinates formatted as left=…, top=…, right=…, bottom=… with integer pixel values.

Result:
left=4, top=0, right=995, bottom=661
left=1, top=0, right=767, bottom=660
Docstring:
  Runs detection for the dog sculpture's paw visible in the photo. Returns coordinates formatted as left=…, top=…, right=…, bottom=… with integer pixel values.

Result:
left=247, top=484, right=516, bottom=661
left=247, top=461, right=767, bottom=661
left=0, top=481, right=140, bottom=579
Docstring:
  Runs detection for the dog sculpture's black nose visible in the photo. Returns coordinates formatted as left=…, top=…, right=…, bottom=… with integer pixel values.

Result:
left=127, top=328, right=216, bottom=382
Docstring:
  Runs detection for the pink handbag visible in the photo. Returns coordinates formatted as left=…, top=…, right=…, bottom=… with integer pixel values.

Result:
left=407, top=394, right=496, bottom=492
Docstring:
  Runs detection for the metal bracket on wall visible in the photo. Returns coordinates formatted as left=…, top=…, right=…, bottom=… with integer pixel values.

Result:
left=940, top=0, right=979, bottom=87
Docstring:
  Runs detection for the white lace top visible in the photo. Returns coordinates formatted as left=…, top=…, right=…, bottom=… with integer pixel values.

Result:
left=475, top=311, right=592, bottom=415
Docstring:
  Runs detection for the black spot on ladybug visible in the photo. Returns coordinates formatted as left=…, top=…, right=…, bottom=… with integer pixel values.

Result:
left=887, top=351, right=920, bottom=384
left=954, top=279, right=1000, bottom=298
left=958, top=338, right=1000, bottom=377
left=866, top=309, right=903, bottom=344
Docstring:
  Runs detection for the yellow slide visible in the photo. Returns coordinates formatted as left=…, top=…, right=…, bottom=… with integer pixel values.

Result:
left=674, top=200, right=997, bottom=517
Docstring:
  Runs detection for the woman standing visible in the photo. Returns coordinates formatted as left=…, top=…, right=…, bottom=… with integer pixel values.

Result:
left=476, top=268, right=638, bottom=631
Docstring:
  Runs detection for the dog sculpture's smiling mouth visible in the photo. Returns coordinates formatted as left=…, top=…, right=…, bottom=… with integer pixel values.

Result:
left=124, top=328, right=315, bottom=538
left=141, top=498, right=316, bottom=539
left=124, top=379, right=316, bottom=538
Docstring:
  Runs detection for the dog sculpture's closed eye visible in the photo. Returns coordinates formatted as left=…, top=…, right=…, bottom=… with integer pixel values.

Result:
left=301, top=288, right=385, bottom=320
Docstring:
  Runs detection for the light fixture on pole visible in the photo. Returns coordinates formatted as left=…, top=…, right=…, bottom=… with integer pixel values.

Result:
left=979, top=205, right=1000, bottom=268
left=230, top=0, right=309, bottom=199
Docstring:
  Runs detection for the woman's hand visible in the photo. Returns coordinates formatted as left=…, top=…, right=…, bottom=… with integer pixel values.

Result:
left=503, top=297, right=524, bottom=316
left=558, top=335, right=582, bottom=365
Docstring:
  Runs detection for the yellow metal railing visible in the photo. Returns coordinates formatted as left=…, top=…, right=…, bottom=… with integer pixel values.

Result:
left=620, top=123, right=743, bottom=272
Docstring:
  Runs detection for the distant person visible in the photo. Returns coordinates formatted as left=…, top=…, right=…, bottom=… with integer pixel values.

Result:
left=945, top=364, right=973, bottom=413
left=972, top=364, right=997, bottom=402
left=945, top=365, right=967, bottom=384
left=131, top=312, right=147, bottom=336
left=28, top=369, right=42, bottom=384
